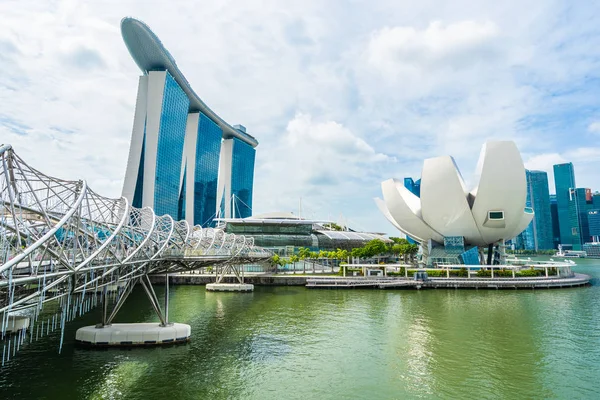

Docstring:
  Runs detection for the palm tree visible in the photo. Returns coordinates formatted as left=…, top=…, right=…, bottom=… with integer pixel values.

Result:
left=289, top=254, right=300, bottom=274
left=298, top=247, right=310, bottom=274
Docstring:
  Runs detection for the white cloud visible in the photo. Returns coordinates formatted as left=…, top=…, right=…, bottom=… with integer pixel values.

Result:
left=588, top=121, right=600, bottom=134
left=368, top=20, right=500, bottom=74
left=2, top=0, right=600, bottom=235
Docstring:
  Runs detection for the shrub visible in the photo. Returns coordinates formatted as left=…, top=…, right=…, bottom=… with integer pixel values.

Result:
left=516, top=268, right=543, bottom=277
left=449, top=268, right=468, bottom=277
left=494, top=269, right=514, bottom=277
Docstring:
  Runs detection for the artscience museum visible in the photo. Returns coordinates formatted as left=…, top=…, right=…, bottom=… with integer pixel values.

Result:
left=376, top=141, right=534, bottom=266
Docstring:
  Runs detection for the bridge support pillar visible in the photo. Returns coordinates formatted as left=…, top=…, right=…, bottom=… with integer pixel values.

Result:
left=206, top=264, right=254, bottom=292
left=78, top=274, right=190, bottom=347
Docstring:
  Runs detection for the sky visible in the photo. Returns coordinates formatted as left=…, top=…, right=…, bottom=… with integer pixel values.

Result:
left=1, top=0, right=600, bottom=236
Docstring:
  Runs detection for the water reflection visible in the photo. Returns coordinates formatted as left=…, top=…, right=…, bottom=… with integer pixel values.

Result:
left=0, top=263, right=599, bottom=399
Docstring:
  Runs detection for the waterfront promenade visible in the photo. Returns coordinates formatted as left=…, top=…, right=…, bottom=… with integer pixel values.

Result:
left=154, top=269, right=591, bottom=289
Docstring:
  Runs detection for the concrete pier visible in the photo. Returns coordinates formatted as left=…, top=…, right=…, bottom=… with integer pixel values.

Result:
left=206, top=283, right=254, bottom=292
left=75, top=323, right=191, bottom=346
left=306, top=273, right=591, bottom=290
left=5, top=315, right=30, bottom=333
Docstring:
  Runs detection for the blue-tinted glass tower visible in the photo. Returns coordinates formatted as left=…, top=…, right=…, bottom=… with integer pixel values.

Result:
left=404, top=177, right=421, bottom=198
left=230, top=138, right=256, bottom=218
left=153, top=72, right=190, bottom=217
left=568, top=188, right=593, bottom=250
left=550, top=195, right=560, bottom=249
left=193, top=113, right=222, bottom=226
left=527, top=170, right=553, bottom=250
left=121, top=18, right=259, bottom=226
left=553, top=163, right=576, bottom=249
left=588, top=210, right=600, bottom=242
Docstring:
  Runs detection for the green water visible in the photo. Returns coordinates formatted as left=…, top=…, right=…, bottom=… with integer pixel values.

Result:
left=1, top=261, right=600, bottom=399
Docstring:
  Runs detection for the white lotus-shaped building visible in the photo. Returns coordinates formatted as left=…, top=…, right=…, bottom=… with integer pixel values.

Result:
left=376, top=141, right=534, bottom=253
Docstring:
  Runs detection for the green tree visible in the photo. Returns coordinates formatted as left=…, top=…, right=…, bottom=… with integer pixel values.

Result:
left=289, top=254, right=300, bottom=274
left=298, top=247, right=311, bottom=274
left=323, top=222, right=343, bottom=231
left=310, top=251, right=319, bottom=273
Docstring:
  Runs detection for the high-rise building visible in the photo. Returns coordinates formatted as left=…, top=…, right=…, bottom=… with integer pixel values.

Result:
left=515, top=170, right=554, bottom=250
left=120, top=18, right=258, bottom=226
left=216, top=134, right=256, bottom=219
left=526, top=170, right=553, bottom=250
left=588, top=210, right=600, bottom=242
left=550, top=195, right=560, bottom=249
left=567, top=188, right=593, bottom=250
left=404, top=177, right=421, bottom=198
left=553, top=163, right=576, bottom=248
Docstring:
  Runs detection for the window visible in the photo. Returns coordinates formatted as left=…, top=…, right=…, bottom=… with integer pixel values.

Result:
left=488, top=211, right=504, bottom=220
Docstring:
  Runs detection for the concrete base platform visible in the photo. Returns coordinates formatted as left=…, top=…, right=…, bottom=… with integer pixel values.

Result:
left=5, top=315, right=30, bottom=333
left=75, top=323, right=191, bottom=346
left=206, top=283, right=254, bottom=292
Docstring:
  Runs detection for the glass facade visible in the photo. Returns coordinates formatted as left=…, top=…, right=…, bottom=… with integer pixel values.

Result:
left=153, top=72, right=190, bottom=217
left=583, top=242, right=600, bottom=258
left=231, top=138, right=256, bottom=218
left=404, top=177, right=421, bottom=198
left=567, top=188, right=593, bottom=250
left=550, top=195, right=560, bottom=248
left=194, top=112, right=222, bottom=226
left=588, top=210, right=600, bottom=241
left=553, top=163, right=576, bottom=248
left=524, top=170, right=553, bottom=250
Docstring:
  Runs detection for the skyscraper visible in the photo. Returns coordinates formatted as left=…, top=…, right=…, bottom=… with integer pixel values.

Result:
left=404, top=177, right=421, bottom=198
left=120, top=18, right=258, bottom=226
left=553, top=163, right=576, bottom=248
left=526, top=170, right=553, bottom=250
left=567, top=188, right=593, bottom=250
left=216, top=133, right=256, bottom=219
left=550, top=194, right=560, bottom=249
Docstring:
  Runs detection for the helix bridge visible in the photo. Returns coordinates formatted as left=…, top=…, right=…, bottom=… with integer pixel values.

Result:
left=0, top=144, right=271, bottom=365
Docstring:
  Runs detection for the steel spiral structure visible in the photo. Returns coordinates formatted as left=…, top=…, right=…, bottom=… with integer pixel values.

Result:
left=0, top=144, right=271, bottom=322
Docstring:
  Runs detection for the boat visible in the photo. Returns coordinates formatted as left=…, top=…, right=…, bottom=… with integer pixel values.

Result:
left=555, top=244, right=587, bottom=258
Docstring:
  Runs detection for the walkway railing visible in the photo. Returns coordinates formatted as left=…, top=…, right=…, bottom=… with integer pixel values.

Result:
left=0, top=144, right=271, bottom=360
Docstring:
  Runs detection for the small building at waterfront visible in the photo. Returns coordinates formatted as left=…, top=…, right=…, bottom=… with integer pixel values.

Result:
left=217, top=212, right=391, bottom=255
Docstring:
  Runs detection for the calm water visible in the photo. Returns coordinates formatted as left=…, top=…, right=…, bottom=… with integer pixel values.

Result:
left=1, top=260, right=600, bottom=399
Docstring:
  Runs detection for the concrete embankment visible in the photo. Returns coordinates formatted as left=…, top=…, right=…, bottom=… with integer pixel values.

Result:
left=150, top=274, right=308, bottom=286
left=151, top=273, right=591, bottom=289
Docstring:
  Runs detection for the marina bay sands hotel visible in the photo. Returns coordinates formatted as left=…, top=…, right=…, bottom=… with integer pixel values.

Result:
left=120, top=17, right=257, bottom=226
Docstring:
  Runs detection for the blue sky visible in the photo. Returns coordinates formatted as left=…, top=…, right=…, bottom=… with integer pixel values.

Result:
left=1, top=0, right=600, bottom=235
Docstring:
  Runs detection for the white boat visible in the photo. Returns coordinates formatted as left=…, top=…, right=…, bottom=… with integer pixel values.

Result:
left=555, top=245, right=587, bottom=258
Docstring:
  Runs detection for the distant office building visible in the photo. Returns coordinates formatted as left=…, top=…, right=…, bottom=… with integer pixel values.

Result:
left=404, top=177, right=421, bottom=198
left=550, top=195, right=561, bottom=248
left=588, top=210, right=600, bottom=242
left=553, top=163, right=576, bottom=248
left=120, top=18, right=258, bottom=226
left=528, top=170, right=554, bottom=250
left=567, top=188, right=593, bottom=250
left=515, top=170, right=553, bottom=250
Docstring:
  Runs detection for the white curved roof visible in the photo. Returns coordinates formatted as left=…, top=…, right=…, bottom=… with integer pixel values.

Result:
left=381, top=179, right=445, bottom=243
left=247, top=211, right=301, bottom=220
left=470, top=141, right=527, bottom=244
left=420, top=155, right=484, bottom=244
left=377, top=141, right=533, bottom=247
left=121, top=17, right=258, bottom=148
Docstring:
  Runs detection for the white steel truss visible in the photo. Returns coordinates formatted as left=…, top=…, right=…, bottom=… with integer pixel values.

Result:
left=0, top=144, right=271, bottom=343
